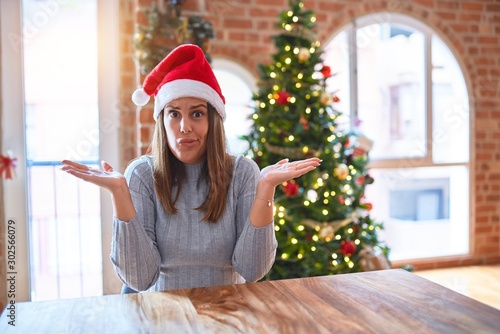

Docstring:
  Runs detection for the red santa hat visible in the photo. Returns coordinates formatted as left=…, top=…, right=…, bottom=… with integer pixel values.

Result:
left=131, top=44, right=226, bottom=121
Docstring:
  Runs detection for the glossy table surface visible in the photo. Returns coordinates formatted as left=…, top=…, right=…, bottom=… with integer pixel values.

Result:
left=1, top=269, right=499, bottom=333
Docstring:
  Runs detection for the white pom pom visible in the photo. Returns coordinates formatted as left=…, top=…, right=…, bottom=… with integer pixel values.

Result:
left=131, top=88, right=150, bottom=106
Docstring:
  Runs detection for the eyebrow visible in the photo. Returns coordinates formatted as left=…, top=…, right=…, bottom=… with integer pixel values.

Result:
left=165, top=103, right=207, bottom=110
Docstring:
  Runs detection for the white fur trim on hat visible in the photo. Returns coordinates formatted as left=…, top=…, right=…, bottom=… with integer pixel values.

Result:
left=154, top=79, right=226, bottom=121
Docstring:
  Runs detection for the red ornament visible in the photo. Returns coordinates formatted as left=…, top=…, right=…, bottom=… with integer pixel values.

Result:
left=0, top=154, right=17, bottom=180
left=299, top=116, right=310, bottom=131
left=353, top=147, right=366, bottom=157
left=361, top=202, right=373, bottom=211
left=332, top=95, right=340, bottom=103
left=320, top=65, right=331, bottom=78
left=338, top=196, right=345, bottom=205
left=282, top=180, right=300, bottom=196
left=356, top=175, right=366, bottom=186
left=275, top=90, right=291, bottom=105
left=340, top=240, right=356, bottom=256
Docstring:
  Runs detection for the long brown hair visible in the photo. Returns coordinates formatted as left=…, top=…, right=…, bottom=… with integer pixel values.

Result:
left=148, top=103, right=234, bottom=222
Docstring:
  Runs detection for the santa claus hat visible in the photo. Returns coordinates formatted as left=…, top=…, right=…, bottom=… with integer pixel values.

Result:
left=131, top=44, right=226, bottom=121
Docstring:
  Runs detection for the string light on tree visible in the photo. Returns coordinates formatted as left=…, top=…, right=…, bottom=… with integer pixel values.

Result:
left=243, top=0, right=389, bottom=279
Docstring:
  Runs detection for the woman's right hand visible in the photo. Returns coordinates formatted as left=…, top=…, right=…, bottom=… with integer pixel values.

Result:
left=61, top=160, right=137, bottom=221
left=60, top=160, right=127, bottom=194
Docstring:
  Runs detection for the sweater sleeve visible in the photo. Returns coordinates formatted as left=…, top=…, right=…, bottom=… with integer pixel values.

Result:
left=232, top=156, right=278, bottom=282
left=109, top=157, right=161, bottom=291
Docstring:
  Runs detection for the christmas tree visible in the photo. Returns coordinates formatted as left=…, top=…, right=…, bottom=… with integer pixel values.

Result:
left=243, top=0, right=390, bottom=280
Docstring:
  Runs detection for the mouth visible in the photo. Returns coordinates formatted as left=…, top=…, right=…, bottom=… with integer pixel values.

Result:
left=178, top=139, right=198, bottom=147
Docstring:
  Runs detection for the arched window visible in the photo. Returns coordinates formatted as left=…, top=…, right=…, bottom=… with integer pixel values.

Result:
left=213, top=59, right=256, bottom=156
left=324, top=13, right=470, bottom=261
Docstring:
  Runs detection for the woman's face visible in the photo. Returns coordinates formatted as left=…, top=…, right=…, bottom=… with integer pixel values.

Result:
left=163, top=97, right=209, bottom=164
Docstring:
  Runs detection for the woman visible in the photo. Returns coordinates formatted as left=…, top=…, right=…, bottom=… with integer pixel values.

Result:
left=61, top=44, right=320, bottom=293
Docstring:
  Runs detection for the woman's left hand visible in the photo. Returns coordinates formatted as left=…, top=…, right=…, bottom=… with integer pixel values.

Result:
left=260, top=157, right=321, bottom=187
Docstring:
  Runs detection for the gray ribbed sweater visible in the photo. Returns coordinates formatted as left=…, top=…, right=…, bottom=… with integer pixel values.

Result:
left=110, top=155, right=277, bottom=292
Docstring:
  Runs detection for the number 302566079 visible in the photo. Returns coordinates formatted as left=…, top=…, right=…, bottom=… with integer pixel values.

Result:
left=7, top=220, right=16, bottom=271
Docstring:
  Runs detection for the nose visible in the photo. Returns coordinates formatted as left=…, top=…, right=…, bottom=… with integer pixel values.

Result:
left=180, top=117, right=192, bottom=134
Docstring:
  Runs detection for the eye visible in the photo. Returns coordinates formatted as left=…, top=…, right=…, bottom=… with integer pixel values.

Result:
left=192, top=110, right=205, bottom=118
left=168, top=110, right=179, bottom=118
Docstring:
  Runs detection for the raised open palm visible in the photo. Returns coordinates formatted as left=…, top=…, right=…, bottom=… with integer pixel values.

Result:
left=260, top=157, right=321, bottom=187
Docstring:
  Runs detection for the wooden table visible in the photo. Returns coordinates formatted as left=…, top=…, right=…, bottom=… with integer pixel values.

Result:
left=1, top=269, right=499, bottom=333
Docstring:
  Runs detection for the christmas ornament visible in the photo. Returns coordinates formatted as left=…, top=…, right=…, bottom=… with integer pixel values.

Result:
left=320, top=65, right=331, bottom=78
left=338, top=196, right=345, bottom=205
left=353, top=147, right=366, bottom=158
left=334, top=163, right=349, bottom=180
left=356, top=175, right=366, bottom=186
left=0, top=154, right=17, bottom=180
left=319, top=91, right=331, bottom=105
left=332, top=95, right=340, bottom=103
left=319, top=225, right=334, bottom=241
left=299, top=116, right=310, bottom=131
left=360, top=202, right=373, bottom=211
left=300, top=217, right=354, bottom=235
left=275, top=90, right=291, bottom=105
left=340, top=240, right=356, bottom=256
left=282, top=180, right=300, bottom=196
left=298, top=47, right=310, bottom=62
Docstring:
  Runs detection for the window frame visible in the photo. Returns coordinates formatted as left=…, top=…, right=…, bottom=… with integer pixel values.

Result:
left=0, top=0, right=122, bottom=301
left=327, top=12, right=474, bottom=262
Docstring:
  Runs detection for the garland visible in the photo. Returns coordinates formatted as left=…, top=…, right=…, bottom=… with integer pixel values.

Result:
left=134, top=1, right=215, bottom=75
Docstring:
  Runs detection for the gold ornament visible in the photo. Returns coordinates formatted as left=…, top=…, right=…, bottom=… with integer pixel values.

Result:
left=320, top=91, right=331, bottom=105
left=298, top=47, right=310, bottom=62
left=301, top=216, right=354, bottom=236
left=334, top=163, right=349, bottom=180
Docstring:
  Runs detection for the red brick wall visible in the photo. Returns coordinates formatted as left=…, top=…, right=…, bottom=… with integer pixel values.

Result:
left=122, top=0, right=500, bottom=271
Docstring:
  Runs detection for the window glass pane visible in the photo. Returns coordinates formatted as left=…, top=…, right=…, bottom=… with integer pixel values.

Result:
left=22, top=0, right=102, bottom=301
left=323, top=30, right=351, bottom=130
left=214, top=69, right=253, bottom=155
left=357, top=23, right=426, bottom=160
left=432, top=36, right=469, bottom=163
left=365, top=166, right=469, bottom=261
